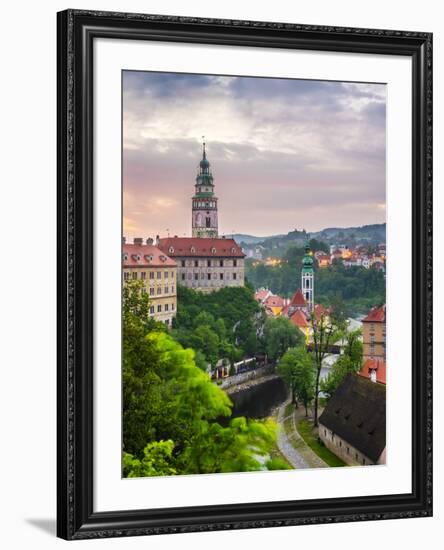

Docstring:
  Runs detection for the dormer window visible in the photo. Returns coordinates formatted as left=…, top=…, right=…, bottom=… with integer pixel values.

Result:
left=123, top=253, right=128, bottom=262
left=169, top=246, right=174, bottom=254
left=231, top=247, right=236, bottom=254
left=190, top=246, right=196, bottom=253
left=132, top=254, right=141, bottom=261
left=211, top=247, right=216, bottom=254
left=144, top=254, right=153, bottom=262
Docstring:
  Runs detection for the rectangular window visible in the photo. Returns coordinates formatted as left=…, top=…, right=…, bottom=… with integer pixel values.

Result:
left=181, top=273, right=185, bottom=281
left=132, top=272, right=137, bottom=280
left=157, top=305, right=162, bottom=312
left=194, top=273, right=199, bottom=280
left=149, top=272, right=154, bottom=279
left=164, top=271, right=168, bottom=278
left=164, top=286, right=169, bottom=294
left=207, top=260, right=211, bottom=267
left=219, top=260, right=223, bottom=267
left=165, top=304, right=169, bottom=312
left=171, top=271, right=175, bottom=278
left=141, top=287, right=146, bottom=294
left=172, top=303, right=175, bottom=311
left=171, top=286, right=175, bottom=293
left=157, top=287, right=162, bottom=295
left=220, top=273, right=223, bottom=280
left=149, top=306, right=154, bottom=314
left=123, top=272, right=129, bottom=281
left=194, top=260, right=198, bottom=267
left=141, top=272, right=146, bottom=280
left=233, top=260, right=237, bottom=267
left=207, top=273, right=211, bottom=280
left=233, top=273, right=237, bottom=280
left=149, top=288, right=154, bottom=296
left=157, top=272, right=162, bottom=279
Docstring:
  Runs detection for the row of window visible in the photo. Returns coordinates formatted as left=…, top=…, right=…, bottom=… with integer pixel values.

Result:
left=123, top=270, right=175, bottom=281
left=149, top=303, right=175, bottom=314
left=181, top=272, right=241, bottom=281
left=324, top=429, right=367, bottom=465
left=193, top=200, right=216, bottom=209
left=141, top=286, right=175, bottom=296
left=180, top=259, right=239, bottom=268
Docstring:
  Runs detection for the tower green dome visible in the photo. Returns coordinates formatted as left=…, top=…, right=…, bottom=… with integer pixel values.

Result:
left=302, top=243, right=314, bottom=272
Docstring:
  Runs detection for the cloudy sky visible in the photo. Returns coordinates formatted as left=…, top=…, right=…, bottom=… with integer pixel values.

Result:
left=123, top=71, right=386, bottom=239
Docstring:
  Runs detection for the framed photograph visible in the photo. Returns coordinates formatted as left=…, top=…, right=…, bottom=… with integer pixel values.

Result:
left=57, top=10, right=433, bottom=540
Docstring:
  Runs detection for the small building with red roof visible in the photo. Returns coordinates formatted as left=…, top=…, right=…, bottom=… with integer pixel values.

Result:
left=362, top=304, right=386, bottom=361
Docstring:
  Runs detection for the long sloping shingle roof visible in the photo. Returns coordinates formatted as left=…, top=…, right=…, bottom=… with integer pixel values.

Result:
left=123, top=243, right=177, bottom=268
left=157, top=237, right=245, bottom=258
left=319, top=373, right=386, bottom=462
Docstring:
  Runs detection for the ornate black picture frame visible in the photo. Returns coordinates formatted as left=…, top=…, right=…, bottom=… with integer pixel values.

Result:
left=57, top=9, right=433, bottom=540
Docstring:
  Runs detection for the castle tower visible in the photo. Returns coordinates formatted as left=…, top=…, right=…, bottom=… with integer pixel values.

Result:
left=192, top=140, right=218, bottom=238
left=302, top=243, right=314, bottom=312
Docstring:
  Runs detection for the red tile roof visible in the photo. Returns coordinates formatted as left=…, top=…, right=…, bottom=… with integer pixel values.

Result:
left=289, top=288, right=306, bottom=307
left=290, top=309, right=309, bottom=328
left=359, top=358, right=386, bottom=385
left=264, top=295, right=284, bottom=308
left=157, top=237, right=245, bottom=258
left=363, top=304, right=386, bottom=323
left=313, top=303, right=331, bottom=320
left=123, top=243, right=177, bottom=268
left=255, top=289, right=270, bottom=302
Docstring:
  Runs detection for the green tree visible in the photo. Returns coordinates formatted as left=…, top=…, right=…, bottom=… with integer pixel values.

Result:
left=178, top=417, right=278, bottom=474
left=278, top=347, right=315, bottom=415
left=123, top=440, right=177, bottom=477
left=123, top=281, right=282, bottom=475
left=263, top=316, right=302, bottom=362
left=320, top=328, right=363, bottom=400
left=310, top=312, right=342, bottom=426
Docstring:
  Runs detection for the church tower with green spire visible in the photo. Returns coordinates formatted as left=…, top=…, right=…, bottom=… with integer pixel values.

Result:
left=192, top=140, right=218, bottom=238
left=302, top=243, right=314, bottom=312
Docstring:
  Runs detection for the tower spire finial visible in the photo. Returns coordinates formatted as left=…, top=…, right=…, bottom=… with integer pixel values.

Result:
left=202, top=135, right=206, bottom=159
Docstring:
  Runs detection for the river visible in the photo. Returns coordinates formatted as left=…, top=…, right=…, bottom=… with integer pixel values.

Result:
left=229, top=376, right=288, bottom=419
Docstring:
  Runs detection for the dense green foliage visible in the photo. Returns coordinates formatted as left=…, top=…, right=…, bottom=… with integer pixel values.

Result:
left=246, top=244, right=385, bottom=316
left=122, top=281, right=279, bottom=476
left=320, top=329, right=363, bottom=400
left=278, top=347, right=315, bottom=415
left=263, top=316, right=303, bottom=362
left=171, top=285, right=264, bottom=367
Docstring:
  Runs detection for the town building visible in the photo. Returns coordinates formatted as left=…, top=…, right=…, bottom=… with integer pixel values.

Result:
left=319, top=373, right=386, bottom=466
left=123, top=239, right=177, bottom=326
left=191, top=141, right=218, bottom=238
left=362, top=304, right=386, bottom=361
left=157, top=237, right=245, bottom=293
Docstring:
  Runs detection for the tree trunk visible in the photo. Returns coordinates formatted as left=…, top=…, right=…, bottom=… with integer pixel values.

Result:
left=313, top=364, right=321, bottom=426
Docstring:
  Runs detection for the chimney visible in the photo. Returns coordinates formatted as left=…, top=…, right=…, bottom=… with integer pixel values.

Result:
left=146, top=237, right=153, bottom=245
left=155, top=235, right=160, bottom=245
left=134, top=237, right=143, bottom=246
